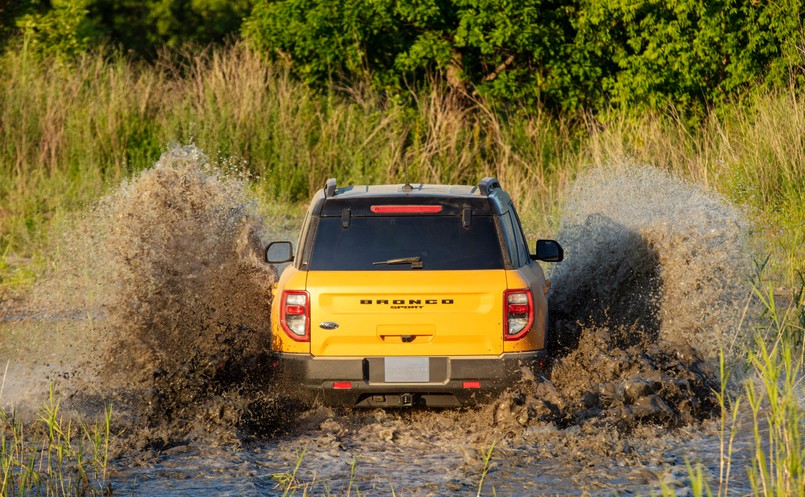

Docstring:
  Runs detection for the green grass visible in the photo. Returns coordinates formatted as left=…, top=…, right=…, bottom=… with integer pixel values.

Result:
left=662, top=270, right=804, bottom=497
left=0, top=386, right=111, bottom=496
left=743, top=273, right=804, bottom=497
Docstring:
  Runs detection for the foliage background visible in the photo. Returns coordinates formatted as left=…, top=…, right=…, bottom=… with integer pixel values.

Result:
left=244, top=0, right=805, bottom=114
left=4, top=0, right=804, bottom=114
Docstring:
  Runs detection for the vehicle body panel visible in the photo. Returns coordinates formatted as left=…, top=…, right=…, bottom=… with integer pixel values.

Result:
left=503, top=268, right=549, bottom=353
left=305, top=270, right=507, bottom=357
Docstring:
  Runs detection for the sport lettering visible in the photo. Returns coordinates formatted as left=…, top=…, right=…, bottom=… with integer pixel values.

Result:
left=359, top=298, right=455, bottom=305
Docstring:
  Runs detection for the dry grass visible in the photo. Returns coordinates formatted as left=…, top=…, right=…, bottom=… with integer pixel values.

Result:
left=0, top=42, right=802, bottom=288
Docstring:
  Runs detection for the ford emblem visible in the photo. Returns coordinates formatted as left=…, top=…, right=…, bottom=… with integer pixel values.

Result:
left=319, top=322, right=339, bottom=330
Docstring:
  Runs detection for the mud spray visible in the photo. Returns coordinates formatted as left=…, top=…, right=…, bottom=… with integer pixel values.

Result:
left=537, top=161, right=754, bottom=431
left=11, top=145, right=297, bottom=447
left=1, top=150, right=757, bottom=493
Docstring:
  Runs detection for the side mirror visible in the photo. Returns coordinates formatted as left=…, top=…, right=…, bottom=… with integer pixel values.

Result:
left=533, top=239, right=563, bottom=262
left=266, top=241, right=294, bottom=264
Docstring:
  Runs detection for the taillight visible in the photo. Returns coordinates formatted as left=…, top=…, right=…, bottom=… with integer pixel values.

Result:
left=504, top=289, right=534, bottom=340
left=280, top=290, right=310, bottom=342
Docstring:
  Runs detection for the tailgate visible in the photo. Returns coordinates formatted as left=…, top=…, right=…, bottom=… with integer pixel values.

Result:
left=307, top=270, right=506, bottom=357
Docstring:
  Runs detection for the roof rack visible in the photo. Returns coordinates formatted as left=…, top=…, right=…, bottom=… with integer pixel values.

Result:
left=324, top=177, right=337, bottom=197
left=478, top=177, right=501, bottom=196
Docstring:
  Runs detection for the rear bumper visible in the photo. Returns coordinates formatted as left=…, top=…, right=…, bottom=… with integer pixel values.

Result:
left=271, top=351, right=545, bottom=407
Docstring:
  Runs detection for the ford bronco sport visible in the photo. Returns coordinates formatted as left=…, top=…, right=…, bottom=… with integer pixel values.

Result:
left=266, top=177, right=563, bottom=407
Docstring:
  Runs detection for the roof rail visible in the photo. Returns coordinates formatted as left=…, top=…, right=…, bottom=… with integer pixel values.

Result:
left=478, top=177, right=501, bottom=196
left=324, top=177, right=337, bottom=197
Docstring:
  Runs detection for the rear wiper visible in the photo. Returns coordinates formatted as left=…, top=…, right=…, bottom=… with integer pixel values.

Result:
left=372, top=256, right=423, bottom=269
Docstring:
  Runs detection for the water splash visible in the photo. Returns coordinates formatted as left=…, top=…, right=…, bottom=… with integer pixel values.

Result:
left=19, top=145, right=283, bottom=441
left=548, top=161, right=753, bottom=360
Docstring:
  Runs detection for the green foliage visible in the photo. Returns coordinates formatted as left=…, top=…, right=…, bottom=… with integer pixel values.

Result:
left=4, top=0, right=253, bottom=58
left=450, top=0, right=575, bottom=106
left=242, top=0, right=575, bottom=102
left=573, top=0, right=805, bottom=113
left=15, top=0, right=100, bottom=58
left=88, top=0, right=254, bottom=56
left=9, top=0, right=803, bottom=113
left=243, top=0, right=408, bottom=88
left=0, top=0, right=32, bottom=49
left=244, top=0, right=805, bottom=115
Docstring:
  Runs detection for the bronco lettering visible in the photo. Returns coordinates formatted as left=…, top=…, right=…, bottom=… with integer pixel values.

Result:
left=360, top=299, right=454, bottom=305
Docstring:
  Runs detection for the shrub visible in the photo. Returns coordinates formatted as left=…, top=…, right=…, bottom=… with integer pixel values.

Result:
left=243, top=0, right=805, bottom=115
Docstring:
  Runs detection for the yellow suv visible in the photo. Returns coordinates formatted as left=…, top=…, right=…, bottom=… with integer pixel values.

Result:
left=266, top=177, right=563, bottom=407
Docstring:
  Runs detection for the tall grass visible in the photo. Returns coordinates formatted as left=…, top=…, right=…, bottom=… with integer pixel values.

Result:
left=0, top=43, right=577, bottom=260
left=743, top=273, right=804, bottom=496
left=1, top=42, right=803, bottom=287
left=584, top=102, right=805, bottom=285
left=663, top=273, right=804, bottom=497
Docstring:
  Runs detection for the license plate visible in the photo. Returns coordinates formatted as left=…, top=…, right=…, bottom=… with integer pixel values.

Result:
left=384, top=357, right=429, bottom=383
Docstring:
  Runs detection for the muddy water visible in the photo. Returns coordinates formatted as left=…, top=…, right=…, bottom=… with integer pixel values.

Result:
left=109, top=410, right=756, bottom=496
left=1, top=148, right=761, bottom=495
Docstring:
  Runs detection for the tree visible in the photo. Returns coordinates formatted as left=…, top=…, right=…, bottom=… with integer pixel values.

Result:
left=243, top=0, right=575, bottom=106
left=244, top=0, right=805, bottom=114
left=88, top=0, right=254, bottom=57
left=14, top=0, right=100, bottom=57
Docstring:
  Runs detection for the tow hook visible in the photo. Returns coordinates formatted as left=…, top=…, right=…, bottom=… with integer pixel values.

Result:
left=401, top=393, right=414, bottom=407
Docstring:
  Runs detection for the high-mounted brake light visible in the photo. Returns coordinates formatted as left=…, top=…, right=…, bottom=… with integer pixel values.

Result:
left=370, top=205, right=443, bottom=214
left=280, top=290, right=310, bottom=342
left=504, top=289, right=534, bottom=341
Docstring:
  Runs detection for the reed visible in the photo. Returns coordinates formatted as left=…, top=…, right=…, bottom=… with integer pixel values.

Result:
left=663, top=270, right=804, bottom=497
left=744, top=274, right=804, bottom=496
left=0, top=385, right=111, bottom=496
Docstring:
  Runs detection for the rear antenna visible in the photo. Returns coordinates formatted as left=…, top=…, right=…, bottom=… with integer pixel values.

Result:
left=402, top=164, right=413, bottom=193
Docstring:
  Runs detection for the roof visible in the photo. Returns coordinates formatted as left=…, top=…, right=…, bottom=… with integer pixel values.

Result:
left=314, top=177, right=510, bottom=217
left=324, top=177, right=502, bottom=199
left=333, top=183, right=482, bottom=198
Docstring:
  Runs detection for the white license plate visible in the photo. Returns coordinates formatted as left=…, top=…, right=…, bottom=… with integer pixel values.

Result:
left=384, top=357, right=429, bottom=383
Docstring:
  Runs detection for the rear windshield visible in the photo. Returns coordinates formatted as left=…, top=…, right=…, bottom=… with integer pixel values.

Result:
left=309, top=216, right=504, bottom=270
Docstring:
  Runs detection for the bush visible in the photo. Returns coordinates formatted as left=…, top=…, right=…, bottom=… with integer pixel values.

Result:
left=15, top=0, right=99, bottom=58
left=243, top=0, right=805, bottom=115
left=88, top=0, right=254, bottom=57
